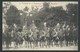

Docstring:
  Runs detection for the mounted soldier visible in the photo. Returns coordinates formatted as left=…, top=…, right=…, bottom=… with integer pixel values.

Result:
left=72, top=25, right=78, bottom=46
left=5, top=26, right=12, bottom=48
left=51, top=23, right=60, bottom=46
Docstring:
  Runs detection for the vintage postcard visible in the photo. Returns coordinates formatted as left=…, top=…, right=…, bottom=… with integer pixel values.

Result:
left=2, top=1, right=78, bottom=50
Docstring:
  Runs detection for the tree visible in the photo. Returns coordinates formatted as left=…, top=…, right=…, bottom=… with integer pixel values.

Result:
left=32, top=3, right=68, bottom=28
left=2, top=2, right=11, bottom=20
left=32, top=2, right=50, bottom=29
left=46, top=6, right=68, bottom=27
left=6, top=5, right=21, bottom=27
left=66, top=3, right=78, bottom=26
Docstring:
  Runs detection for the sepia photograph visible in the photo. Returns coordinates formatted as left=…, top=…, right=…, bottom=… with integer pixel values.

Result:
left=2, top=1, right=78, bottom=50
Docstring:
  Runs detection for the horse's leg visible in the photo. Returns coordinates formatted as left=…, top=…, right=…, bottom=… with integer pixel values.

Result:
left=47, top=40, right=50, bottom=48
left=17, top=41, right=20, bottom=48
left=37, top=41, right=38, bottom=47
left=40, top=41, right=42, bottom=48
left=54, top=40, right=56, bottom=45
left=21, top=40, right=23, bottom=47
left=44, top=41, right=45, bottom=48
left=39, top=41, right=41, bottom=48
left=35, top=41, right=37, bottom=47
left=24, top=40, right=26, bottom=47
left=60, top=40, right=63, bottom=47
left=76, top=39, right=78, bottom=46
left=59, top=38, right=63, bottom=47
left=30, top=41, right=32, bottom=48
left=45, top=40, right=47, bottom=48
left=29, top=41, right=31, bottom=48
left=31, top=41, right=33, bottom=48
left=69, top=39, right=72, bottom=46
left=28, top=41, right=30, bottom=48
left=9, top=41, right=11, bottom=48
left=43, top=41, right=45, bottom=48
left=41, top=40, right=43, bottom=48
left=55, top=40, right=59, bottom=47
left=19, top=41, right=22, bottom=48
left=32, top=41, right=34, bottom=48
left=74, top=39, right=78, bottom=46
left=43, top=41, right=44, bottom=48
left=15, top=42, right=18, bottom=48
left=26, top=41, right=28, bottom=48
left=42, top=40, right=46, bottom=48
left=38, top=41, right=40, bottom=48
left=49, top=40, right=51, bottom=48
left=47, top=40, right=49, bottom=47
left=13, top=41, right=15, bottom=48
left=54, top=40, right=56, bottom=46
left=6, top=40, right=10, bottom=49
left=71, top=38, right=74, bottom=46
left=52, top=40, right=54, bottom=47
left=53, top=40, right=54, bottom=46
left=29, top=41, right=32, bottom=48
left=66, top=40, right=69, bottom=47
left=37, top=41, right=39, bottom=47
left=33, top=41, right=35, bottom=48
left=53, top=38, right=56, bottom=46
left=35, top=41, right=38, bottom=47
left=35, top=41, right=37, bottom=48
left=41, top=41, right=43, bottom=48
left=50, top=40, right=52, bottom=47
left=5, top=39, right=8, bottom=48
left=51, top=40, right=53, bottom=47
left=47, top=40, right=49, bottom=48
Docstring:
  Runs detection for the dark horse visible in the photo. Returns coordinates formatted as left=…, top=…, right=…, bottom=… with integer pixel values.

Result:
left=23, top=32, right=33, bottom=48
left=13, top=29, right=24, bottom=48
left=4, top=27, right=12, bottom=49
left=58, top=30, right=65, bottom=47
left=48, top=28, right=59, bottom=47
left=64, top=28, right=73, bottom=46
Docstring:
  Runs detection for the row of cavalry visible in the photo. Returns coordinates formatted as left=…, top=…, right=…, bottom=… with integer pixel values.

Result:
left=2, top=23, right=78, bottom=49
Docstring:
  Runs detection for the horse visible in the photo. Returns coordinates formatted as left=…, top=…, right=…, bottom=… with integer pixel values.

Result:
left=5, top=27, right=12, bottom=49
left=49, top=27, right=60, bottom=47
left=13, top=29, right=24, bottom=48
left=72, top=26, right=78, bottom=46
left=58, top=29, right=65, bottom=47
left=64, top=27, right=73, bottom=46
left=23, top=32, right=33, bottom=48
left=35, top=29, right=46, bottom=48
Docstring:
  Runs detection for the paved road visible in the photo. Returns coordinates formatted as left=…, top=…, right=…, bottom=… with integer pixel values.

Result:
left=2, top=45, right=78, bottom=50
left=2, top=41, right=78, bottom=50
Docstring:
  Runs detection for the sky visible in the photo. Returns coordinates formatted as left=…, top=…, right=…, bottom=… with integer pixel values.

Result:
left=3, top=1, right=78, bottom=11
